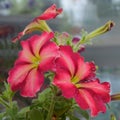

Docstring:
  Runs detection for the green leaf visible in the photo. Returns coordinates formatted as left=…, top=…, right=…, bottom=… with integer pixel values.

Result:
left=1, top=116, right=11, bottom=120
left=54, top=97, right=72, bottom=117
left=29, top=109, right=44, bottom=120
left=69, top=115, right=80, bottom=120
left=6, top=101, right=18, bottom=119
left=75, top=106, right=89, bottom=120
left=17, top=106, right=30, bottom=119
left=2, top=82, right=15, bottom=101
left=31, top=87, right=52, bottom=110
left=37, top=88, right=51, bottom=103
left=0, top=112, right=5, bottom=119
left=18, top=106, right=30, bottom=114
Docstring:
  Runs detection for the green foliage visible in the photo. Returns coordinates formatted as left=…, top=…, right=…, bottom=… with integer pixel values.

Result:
left=1, top=82, right=113, bottom=120
left=17, top=107, right=30, bottom=120
left=75, top=106, right=89, bottom=120
left=28, top=109, right=44, bottom=120
left=2, top=82, right=14, bottom=101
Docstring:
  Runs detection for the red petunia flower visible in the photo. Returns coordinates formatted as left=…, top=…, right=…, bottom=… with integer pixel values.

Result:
left=33, top=4, right=63, bottom=21
left=53, top=46, right=110, bottom=116
left=12, top=4, right=63, bottom=42
left=8, top=32, right=59, bottom=97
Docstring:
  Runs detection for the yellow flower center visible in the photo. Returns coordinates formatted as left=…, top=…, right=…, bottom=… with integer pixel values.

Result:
left=31, top=56, right=41, bottom=68
left=71, top=76, right=81, bottom=88
left=71, top=76, right=79, bottom=84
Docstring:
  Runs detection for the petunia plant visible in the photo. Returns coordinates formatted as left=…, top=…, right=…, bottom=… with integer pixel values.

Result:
left=0, top=4, right=119, bottom=120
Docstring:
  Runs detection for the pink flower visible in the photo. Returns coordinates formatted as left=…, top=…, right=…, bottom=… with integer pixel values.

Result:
left=12, top=4, right=63, bottom=42
left=8, top=32, right=59, bottom=97
left=53, top=46, right=110, bottom=117
left=33, top=4, right=63, bottom=21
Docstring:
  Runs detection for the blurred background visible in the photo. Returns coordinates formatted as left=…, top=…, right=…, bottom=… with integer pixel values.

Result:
left=0, top=0, right=120, bottom=119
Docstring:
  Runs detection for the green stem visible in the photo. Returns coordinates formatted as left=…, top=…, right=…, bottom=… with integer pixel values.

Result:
left=46, top=86, right=56, bottom=120
left=111, top=93, right=120, bottom=101
left=39, top=20, right=52, bottom=32
left=86, top=20, right=114, bottom=40
left=78, top=20, right=114, bottom=46
left=0, top=97, right=10, bottom=108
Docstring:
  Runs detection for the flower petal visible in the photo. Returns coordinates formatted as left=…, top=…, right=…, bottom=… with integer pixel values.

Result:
left=20, top=68, right=44, bottom=97
left=7, top=64, right=33, bottom=91
left=30, top=32, right=54, bottom=57
left=75, top=89, right=106, bottom=117
left=12, top=21, right=51, bottom=42
left=80, top=79, right=110, bottom=102
left=33, top=4, right=63, bottom=21
left=75, top=57, right=90, bottom=81
left=39, top=41, right=59, bottom=71
left=15, top=32, right=54, bottom=65
left=15, top=40, right=34, bottom=65
left=12, top=4, right=62, bottom=42
left=53, top=69, right=76, bottom=98
left=55, top=46, right=77, bottom=75
left=12, top=32, right=23, bottom=43
left=76, top=60, right=96, bottom=82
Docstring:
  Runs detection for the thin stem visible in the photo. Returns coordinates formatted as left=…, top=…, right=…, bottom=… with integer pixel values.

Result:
left=86, top=20, right=114, bottom=40
left=78, top=20, right=114, bottom=46
left=111, top=93, right=120, bottom=101
left=46, top=86, right=56, bottom=120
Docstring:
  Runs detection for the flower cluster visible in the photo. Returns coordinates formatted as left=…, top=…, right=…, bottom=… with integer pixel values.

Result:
left=3, top=4, right=115, bottom=119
